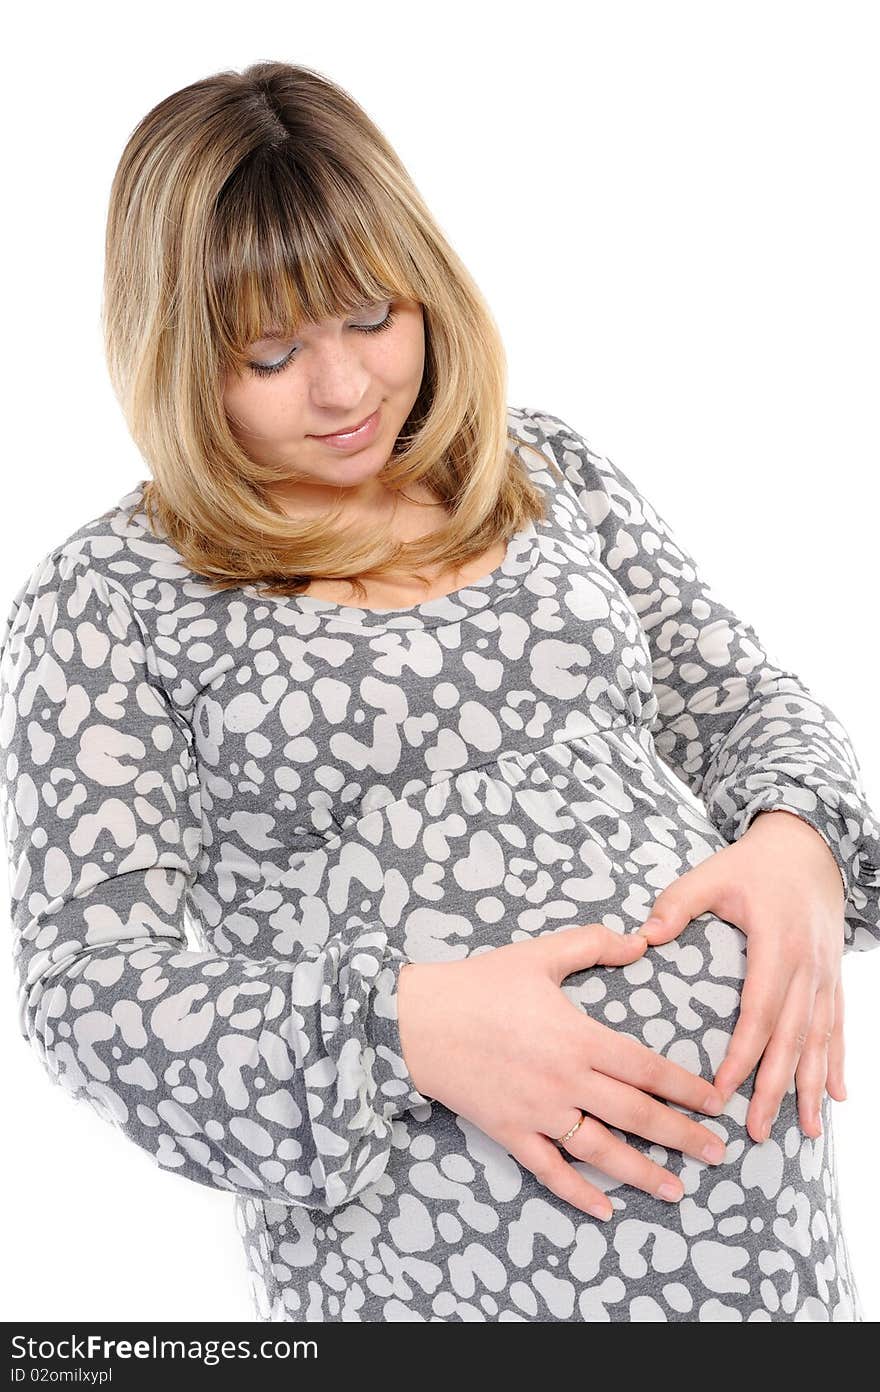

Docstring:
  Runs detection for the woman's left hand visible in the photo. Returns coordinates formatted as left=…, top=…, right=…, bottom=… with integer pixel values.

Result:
left=635, top=808, right=847, bottom=1144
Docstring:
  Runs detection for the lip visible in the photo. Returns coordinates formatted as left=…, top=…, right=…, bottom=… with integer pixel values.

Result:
left=308, top=407, right=381, bottom=450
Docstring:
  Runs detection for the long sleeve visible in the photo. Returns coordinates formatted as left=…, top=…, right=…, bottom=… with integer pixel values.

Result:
left=0, top=549, right=430, bottom=1213
left=535, top=408, right=880, bottom=955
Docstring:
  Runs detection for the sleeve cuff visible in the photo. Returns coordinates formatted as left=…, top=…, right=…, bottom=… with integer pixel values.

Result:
left=364, top=946, right=434, bottom=1116
left=736, top=788, right=850, bottom=897
left=704, top=771, right=880, bottom=949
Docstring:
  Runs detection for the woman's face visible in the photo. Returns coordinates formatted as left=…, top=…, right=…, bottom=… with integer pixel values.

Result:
left=221, top=295, right=426, bottom=514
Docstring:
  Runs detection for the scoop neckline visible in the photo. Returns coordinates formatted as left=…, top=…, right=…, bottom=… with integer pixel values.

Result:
left=119, top=479, right=544, bottom=632
left=270, top=515, right=542, bottom=630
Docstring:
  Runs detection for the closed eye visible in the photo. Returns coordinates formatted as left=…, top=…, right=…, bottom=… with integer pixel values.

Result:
left=247, top=305, right=397, bottom=378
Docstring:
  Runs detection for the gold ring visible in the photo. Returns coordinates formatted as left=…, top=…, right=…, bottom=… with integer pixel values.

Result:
left=555, top=1110, right=587, bottom=1146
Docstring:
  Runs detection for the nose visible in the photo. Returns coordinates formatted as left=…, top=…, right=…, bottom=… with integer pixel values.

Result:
left=306, top=339, right=374, bottom=414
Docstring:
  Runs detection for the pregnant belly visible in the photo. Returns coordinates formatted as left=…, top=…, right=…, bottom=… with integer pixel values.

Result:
left=232, top=727, right=861, bottom=1321
left=257, top=722, right=735, bottom=961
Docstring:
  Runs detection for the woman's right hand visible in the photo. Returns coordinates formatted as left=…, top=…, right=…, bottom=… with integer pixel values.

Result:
left=396, top=923, right=728, bottom=1221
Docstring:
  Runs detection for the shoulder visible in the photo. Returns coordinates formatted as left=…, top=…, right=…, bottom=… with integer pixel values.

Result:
left=505, top=406, right=657, bottom=538
left=506, top=402, right=616, bottom=492
left=506, top=403, right=605, bottom=465
left=0, top=480, right=189, bottom=651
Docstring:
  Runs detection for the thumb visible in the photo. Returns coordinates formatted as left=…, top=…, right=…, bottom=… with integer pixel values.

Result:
left=544, top=921, right=647, bottom=983
left=637, top=864, right=713, bottom=945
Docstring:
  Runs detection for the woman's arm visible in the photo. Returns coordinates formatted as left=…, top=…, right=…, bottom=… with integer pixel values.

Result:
left=0, top=551, right=430, bottom=1214
left=526, top=407, right=880, bottom=955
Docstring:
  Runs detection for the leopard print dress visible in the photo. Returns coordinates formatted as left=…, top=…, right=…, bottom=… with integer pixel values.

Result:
left=2, top=405, right=878, bottom=1321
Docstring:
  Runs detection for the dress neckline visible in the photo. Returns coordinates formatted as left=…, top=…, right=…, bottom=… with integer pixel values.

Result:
left=119, top=480, right=544, bottom=633
left=265, top=515, right=542, bottom=631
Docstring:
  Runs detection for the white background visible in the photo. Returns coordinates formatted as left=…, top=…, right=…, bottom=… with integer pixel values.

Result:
left=1, top=0, right=877, bottom=1321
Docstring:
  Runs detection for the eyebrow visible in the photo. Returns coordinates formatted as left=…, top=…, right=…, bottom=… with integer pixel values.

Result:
left=256, top=300, right=390, bottom=341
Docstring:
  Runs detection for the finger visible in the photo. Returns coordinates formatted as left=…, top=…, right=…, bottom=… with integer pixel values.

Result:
left=795, top=984, right=835, bottom=1136
left=584, top=1071, right=727, bottom=1166
left=713, top=938, right=788, bottom=1100
left=588, top=1027, right=725, bottom=1116
left=510, top=1133, right=616, bottom=1220
left=564, top=1113, right=687, bottom=1205
left=826, top=978, right=847, bottom=1102
left=547, top=921, right=648, bottom=981
left=746, top=974, right=816, bottom=1143
left=636, top=914, right=685, bottom=946
left=636, top=859, right=722, bottom=946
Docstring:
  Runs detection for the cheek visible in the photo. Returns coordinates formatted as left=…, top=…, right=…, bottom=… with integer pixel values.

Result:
left=222, top=372, right=257, bottom=419
left=376, top=321, right=425, bottom=387
left=223, top=379, right=294, bottom=438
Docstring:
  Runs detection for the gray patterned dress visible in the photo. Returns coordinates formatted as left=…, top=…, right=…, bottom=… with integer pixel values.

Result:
left=1, top=405, right=878, bottom=1322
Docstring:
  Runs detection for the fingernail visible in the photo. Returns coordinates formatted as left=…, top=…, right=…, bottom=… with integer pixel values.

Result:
left=702, top=1093, right=724, bottom=1116
left=658, top=1181, right=683, bottom=1201
left=638, top=917, right=663, bottom=936
left=588, top=1203, right=611, bottom=1221
left=761, top=1121, right=771, bottom=1142
left=702, top=1139, right=726, bottom=1163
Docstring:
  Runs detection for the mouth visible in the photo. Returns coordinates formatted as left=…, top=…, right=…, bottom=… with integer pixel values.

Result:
left=309, top=408, right=379, bottom=440
left=307, top=407, right=382, bottom=452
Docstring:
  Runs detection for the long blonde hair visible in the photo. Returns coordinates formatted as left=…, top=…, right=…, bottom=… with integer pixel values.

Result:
left=102, top=59, right=551, bottom=601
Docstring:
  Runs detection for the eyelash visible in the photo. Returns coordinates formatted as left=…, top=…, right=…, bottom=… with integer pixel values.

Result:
left=247, top=307, right=397, bottom=378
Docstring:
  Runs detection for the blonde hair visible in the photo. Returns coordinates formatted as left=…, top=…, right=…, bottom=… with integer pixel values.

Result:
left=101, top=59, right=553, bottom=602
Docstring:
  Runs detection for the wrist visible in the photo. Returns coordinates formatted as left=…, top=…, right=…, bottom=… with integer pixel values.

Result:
left=396, top=962, right=436, bottom=1098
left=748, top=808, right=847, bottom=900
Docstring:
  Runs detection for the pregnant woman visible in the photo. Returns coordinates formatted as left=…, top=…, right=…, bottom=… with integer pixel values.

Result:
left=1, top=60, right=878, bottom=1323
